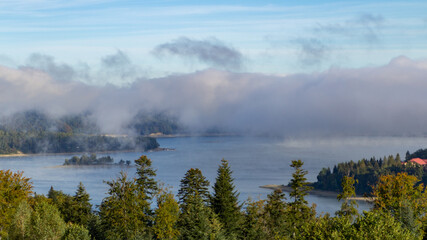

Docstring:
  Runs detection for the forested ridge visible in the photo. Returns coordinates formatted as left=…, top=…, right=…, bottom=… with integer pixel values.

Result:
left=314, top=148, right=427, bottom=195
left=0, top=110, right=181, bottom=154
left=1, top=156, right=426, bottom=239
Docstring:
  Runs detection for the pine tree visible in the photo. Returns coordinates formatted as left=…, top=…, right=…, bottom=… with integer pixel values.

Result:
left=134, top=155, right=158, bottom=229
left=135, top=155, right=158, bottom=199
left=210, top=159, right=242, bottom=238
left=264, top=189, right=288, bottom=238
left=177, top=168, right=223, bottom=239
left=178, top=168, right=210, bottom=207
left=242, top=198, right=268, bottom=240
left=336, top=176, right=358, bottom=220
left=178, top=195, right=223, bottom=240
left=153, top=188, right=180, bottom=240
left=288, top=160, right=315, bottom=237
left=99, top=171, right=148, bottom=239
left=70, top=182, right=92, bottom=226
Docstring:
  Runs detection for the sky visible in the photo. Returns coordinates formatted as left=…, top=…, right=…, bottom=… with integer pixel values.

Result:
left=1, top=0, right=427, bottom=137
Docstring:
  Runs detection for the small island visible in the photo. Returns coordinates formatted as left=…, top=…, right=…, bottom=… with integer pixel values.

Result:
left=63, top=153, right=131, bottom=166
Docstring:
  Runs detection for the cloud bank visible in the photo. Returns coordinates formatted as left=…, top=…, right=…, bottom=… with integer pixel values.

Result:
left=1, top=55, right=427, bottom=137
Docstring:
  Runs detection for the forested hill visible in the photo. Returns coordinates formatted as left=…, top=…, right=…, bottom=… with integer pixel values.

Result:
left=0, top=110, right=172, bottom=154
left=314, top=150, right=427, bottom=195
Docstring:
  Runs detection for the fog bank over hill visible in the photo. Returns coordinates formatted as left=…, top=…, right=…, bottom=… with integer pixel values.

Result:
left=1, top=55, right=427, bottom=137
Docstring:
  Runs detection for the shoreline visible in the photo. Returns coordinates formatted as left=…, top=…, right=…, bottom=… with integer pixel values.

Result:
left=260, top=184, right=375, bottom=202
left=0, top=147, right=174, bottom=158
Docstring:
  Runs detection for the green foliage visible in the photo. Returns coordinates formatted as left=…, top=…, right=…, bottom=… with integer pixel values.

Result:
left=264, top=189, right=288, bottom=238
left=314, top=153, right=412, bottom=195
left=70, top=182, right=93, bottom=226
left=242, top=199, right=268, bottom=240
left=178, top=168, right=210, bottom=207
left=178, top=195, right=224, bottom=240
left=61, top=223, right=91, bottom=240
left=373, top=173, right=427, bottom=236
left=406, top=148, right=427, bottom=161
left=27, top=199, right=67, bottom=240
left=135, top=155, right=158, bottom=200
left=210, top=159, right=242, bottom=238
left=8, top=201, right=32, bottom=240
left=288, top=160, right=316, bottom=237
left=64, top=154, right=114, bottom=165
left=336, top=176, right=359, bottom=220
left=0, top=170, right=32, bottom=238
left=153, top=188, right=180, bottom=240
left=99, top=171, right=148, bottom=240
left=353, top=210, right=419, bottom=240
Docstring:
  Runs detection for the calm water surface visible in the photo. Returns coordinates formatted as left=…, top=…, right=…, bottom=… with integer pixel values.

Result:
left=2, top=136, right=427, bottom=214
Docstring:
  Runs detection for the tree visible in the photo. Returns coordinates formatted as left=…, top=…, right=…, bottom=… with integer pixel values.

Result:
left=61, top=223, right=91, bottom=240
left=0, top=170, right=32, bottom=238
left=135, top=155, right=158, bottom=199
left=287, top=160, right=315, bottom=237
left=70, top=182, right=92, bottom=226
left=242, top=198, right=268, bottom=240
left=27, top=199, right=67, bottom=240
left=373, top=173, right=427, bottom=236
left=178, top=195, right=223, bottom=240
left=264, top=189, right=288, bottom=238
left=178, top=168, right=210, bottom=206
left=153, top=188, right=180, bottom=240
left=47, top=187, right=74, bottom=223
left=336, top=176, right=358, bottom=220
left=177, top=168, right=223, bottom=240
left=134, top=155, right=158, bottom=229
left=210, top=159, right=242, bottom=238
left=353, top=210, right=418, bottom=240
left=8, top=200, right=32, bottom=240
left=99, top=171, right=148, bottom=239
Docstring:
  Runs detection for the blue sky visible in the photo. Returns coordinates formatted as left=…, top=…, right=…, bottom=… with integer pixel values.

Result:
left=1, top=0, right=427, bottom=84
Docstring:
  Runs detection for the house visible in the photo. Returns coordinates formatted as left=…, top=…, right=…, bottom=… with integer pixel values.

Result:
left=407, top=158, right=427, bottom=166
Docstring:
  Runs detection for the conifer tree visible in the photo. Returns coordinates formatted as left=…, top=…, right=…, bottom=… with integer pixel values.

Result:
left=178, top=195, right=223, bottom=240
left=242, top=198, right=268, bottom=240
left=70, top=182, right=92, bottom=226
left=153, top=188, right=180, bottom=240
left=264, top=189, right=288, bottom=238
left=177, top=168, right=223, bottom=240
left=336, top=176, right=358, bottom=220
left=28, top=199, right=66, bottom=240
left=135, top=155, right=158, bottom=200
left=0, top=170, right=32, bottom=239
left=211, top=159, right=242, bottom=238
left=178, top=168, right=210, bottom=206
left=99, top=171, right=148, bottom=239
left=288, top=160, right=315, bottom=236
left=135, top=155, right=158, bottom=229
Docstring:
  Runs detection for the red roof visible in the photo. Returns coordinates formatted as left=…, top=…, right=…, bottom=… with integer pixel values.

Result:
left=409, top=158, right=427, bottom=165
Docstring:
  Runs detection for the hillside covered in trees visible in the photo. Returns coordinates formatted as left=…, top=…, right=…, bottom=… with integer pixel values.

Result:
left=314, top=149, right=427, bottom=195
left=0, top=110, right=180, bottom=154
left=1, top=156, right=427, bottom=239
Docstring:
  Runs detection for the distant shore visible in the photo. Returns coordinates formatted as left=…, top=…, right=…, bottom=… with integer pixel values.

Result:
left=0, top=147, right=174, bottom=158
left=260, top=184, right=375, bottom=202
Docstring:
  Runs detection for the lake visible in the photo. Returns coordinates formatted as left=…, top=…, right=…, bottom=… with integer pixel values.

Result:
left=2, top=136, right=427, bottom=215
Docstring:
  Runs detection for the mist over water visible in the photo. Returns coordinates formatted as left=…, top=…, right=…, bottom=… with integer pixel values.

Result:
left=2, top=136, right=427, bottom=214
left=1, top=55, right=427, bottom=137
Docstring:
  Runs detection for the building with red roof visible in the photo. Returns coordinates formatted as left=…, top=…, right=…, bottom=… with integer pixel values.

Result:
left=408, top=158, right=427, bottom=166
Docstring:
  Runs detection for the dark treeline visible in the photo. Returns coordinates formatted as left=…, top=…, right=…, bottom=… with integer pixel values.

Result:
left=314, top=152, right=427, bottom=195
left=64, top=154, right=114, bottom=166
left=0, top=110, right=181, bottom=154
left=1, top=156, right=426, bottom=239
